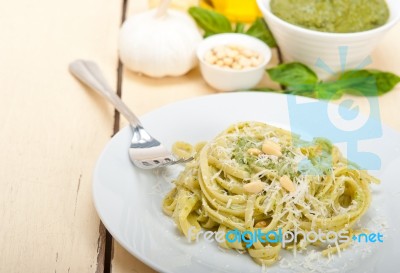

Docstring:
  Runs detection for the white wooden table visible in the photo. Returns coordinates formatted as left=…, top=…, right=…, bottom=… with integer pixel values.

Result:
left=0, top=0, right=399, bottom=272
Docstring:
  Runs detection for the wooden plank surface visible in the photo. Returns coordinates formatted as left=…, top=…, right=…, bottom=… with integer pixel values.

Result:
left=1, top=0, right=399, bottom=272
left=369, top=23, right=400, bottom=131
left=0, top=0, right=122, bottom=272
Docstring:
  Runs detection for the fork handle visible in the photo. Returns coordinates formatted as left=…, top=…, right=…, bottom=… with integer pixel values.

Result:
left=69, top=60, right=142, bottom=127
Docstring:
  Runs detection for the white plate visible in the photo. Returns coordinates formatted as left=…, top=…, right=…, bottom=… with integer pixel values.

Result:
left=93, top=92, right=400, bottom=273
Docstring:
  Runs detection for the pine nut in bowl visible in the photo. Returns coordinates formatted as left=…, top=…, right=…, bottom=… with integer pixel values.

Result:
left=197, top=33, right=272, bottom=92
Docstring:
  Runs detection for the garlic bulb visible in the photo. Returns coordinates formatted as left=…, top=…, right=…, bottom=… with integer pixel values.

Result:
left=119, top=1, right=202, bottom=78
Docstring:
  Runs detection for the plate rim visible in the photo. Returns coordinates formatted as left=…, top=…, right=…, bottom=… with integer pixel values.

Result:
left=92, top=91, right=400, bottom=273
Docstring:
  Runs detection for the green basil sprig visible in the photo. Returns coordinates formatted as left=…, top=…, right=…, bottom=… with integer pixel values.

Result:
left=263, top=63, right=400, bottom=99
left=188, top=6, right=232, bottom=36
left=338, top=70, right=400, bottom=96
left=188, top=7, right=277, bottom=47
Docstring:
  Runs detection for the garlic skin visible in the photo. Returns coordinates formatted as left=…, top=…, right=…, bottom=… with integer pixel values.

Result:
left=119, top=10, right=202, bottom=78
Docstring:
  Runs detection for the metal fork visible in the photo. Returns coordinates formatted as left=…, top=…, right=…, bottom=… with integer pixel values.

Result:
left=69, top=60, right=194, bottom=169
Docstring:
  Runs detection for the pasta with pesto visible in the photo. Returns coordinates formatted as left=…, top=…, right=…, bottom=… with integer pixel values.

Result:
left=162, top=121, right=379, bottom=266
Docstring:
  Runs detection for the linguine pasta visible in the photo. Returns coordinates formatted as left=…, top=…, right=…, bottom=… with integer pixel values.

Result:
left=162, top=122, right=379, bottom=266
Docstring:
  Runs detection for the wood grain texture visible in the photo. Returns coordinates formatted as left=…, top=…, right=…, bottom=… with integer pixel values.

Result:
left=369, top=23, right=400, bottom=131
left=1, top=0, right=398, bottom=272
left=112, top=244, right=156, bottom=273
left=0, top=0, right=122, bottom=272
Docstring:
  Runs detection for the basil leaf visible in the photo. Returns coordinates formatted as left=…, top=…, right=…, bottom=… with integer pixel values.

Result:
left=289, top=90, right=317, bottom=98
left=188, top=7, right=232, bottom=37
left=267, top=62, right=318, bottom=91
left=339, top=70, right=400, bottom=96
left=260, top=62, right=399, bottom=100
left=314, top=82, right=345, bottom=100
left=251, top=87, right=284, bottom=93
left=188, top=8, right=276, bottom=47
left=234, top=22, right=245, bottom=33
left=246, top=18, right=277, bottom=48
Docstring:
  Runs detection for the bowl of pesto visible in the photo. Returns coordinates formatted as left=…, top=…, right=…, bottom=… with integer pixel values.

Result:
left=256, top=0, right=400, bottom=78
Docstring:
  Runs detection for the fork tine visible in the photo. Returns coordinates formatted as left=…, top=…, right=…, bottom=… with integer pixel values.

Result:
left=180, top=156, right=194, bottom=163
left=173, top=156, right=194, bottom=165
left=160, top=160, right=175, bottom=167
left=161, top=156, right=194, bottom=167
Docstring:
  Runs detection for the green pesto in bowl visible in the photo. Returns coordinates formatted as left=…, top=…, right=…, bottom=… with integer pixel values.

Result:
left=270, top=0, right=390, bottom=33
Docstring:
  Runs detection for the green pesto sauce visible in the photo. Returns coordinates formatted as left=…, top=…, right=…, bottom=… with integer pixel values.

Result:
left=270, top=0, right=390, bottom=33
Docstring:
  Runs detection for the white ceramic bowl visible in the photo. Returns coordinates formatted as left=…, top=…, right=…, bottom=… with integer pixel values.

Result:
left=257, top=0, right=400, bottom=79
left=197, top=33, right=272, bottom=92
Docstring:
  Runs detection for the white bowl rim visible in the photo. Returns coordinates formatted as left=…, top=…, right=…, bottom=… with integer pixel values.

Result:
left=257, top=0, right=400, bottom=38
left=196, top=33, right=272, bottom=73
